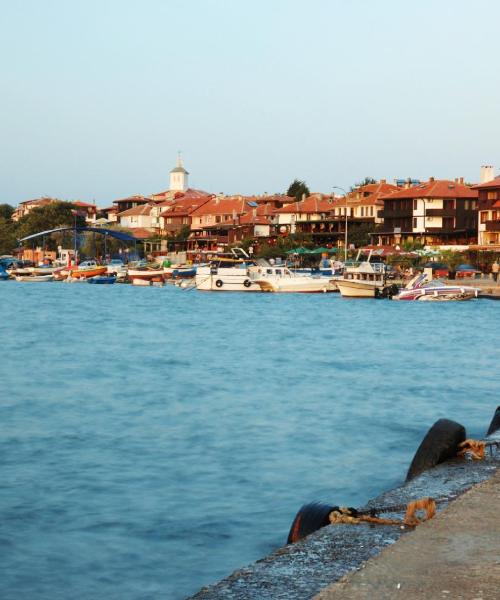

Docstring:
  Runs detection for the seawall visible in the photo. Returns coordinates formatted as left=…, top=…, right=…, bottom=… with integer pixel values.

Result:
left=190, top=428, right=499, bottom=599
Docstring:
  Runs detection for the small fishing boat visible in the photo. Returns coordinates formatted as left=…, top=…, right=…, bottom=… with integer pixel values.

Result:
left=393, top=273, right=479, bottom=301
left=70, top=260, right=107, bottom=279
left=88, top=275, right=117, bottom=284
left=0, top=266, right=9, bottom=280
left=127, top=266, right=164, bottom=282
left=15, top=274, right=54, bottom=282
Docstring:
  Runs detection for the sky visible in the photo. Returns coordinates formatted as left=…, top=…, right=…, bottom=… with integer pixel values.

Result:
left=1, top=0, right=499, bottom=206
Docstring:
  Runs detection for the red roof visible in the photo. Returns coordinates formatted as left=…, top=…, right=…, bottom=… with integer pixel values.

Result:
left=380, top=179, right=477, bottom=200
left=73, top=201, right=96, bottom=208
left=275, top=195, right=335, bottom=214
left=191, top=196, right=248, bottom=217
left=128, top=228, right=156, bottom=239
left=472, top=176, right=500, bottom=190
left=160, top=195, right=211, bottom=218
left=118, top=204, right=155, bottom=217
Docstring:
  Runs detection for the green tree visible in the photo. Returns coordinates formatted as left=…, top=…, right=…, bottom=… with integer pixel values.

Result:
left=0, top=204, right=14, bottom=220
left=286, top=179, right=310, bottom=201
left=0, top=216, right=18, bottom=255
left=347, top=223, right=376, bottom=248
left=351, top=176, right=377, bottom=191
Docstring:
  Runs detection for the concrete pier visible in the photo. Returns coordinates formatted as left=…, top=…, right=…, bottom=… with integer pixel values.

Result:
left=190, top=437, right=499, bottom=599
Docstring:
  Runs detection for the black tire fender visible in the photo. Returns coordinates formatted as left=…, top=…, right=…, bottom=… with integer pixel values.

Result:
left=215, top=279, right=223, bottom=288
left=243, top=279, right=252, bottom=288
left=486, top=406, right=500, bottom=436
left=406, top=418, right=466, bottom=481
left=287, top=502, right=337, bottom=544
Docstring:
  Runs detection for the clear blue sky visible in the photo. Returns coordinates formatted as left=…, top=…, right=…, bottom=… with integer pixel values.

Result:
left=1, top=0, right=499, bottom=206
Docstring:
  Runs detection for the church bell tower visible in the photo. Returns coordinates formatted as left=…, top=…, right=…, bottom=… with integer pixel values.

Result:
left=169, top=153, right=189, bottom=192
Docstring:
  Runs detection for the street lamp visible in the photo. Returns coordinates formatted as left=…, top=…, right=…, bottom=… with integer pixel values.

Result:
left=333, top=186, right=349, bottom=263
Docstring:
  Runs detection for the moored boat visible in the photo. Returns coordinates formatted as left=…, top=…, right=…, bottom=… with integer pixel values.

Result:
left=70, top=260, right=107, bottom=279
left=15, top=274, right=54, bottom=282
left=392, top=273, right=479, bottom=301
left=250, top=265, right=337, bottom=293
left=88, top=275, right=117, bottom=284
left=336, top=251, right=386, bottom=298
left=195, top=257, right=261, bottom=291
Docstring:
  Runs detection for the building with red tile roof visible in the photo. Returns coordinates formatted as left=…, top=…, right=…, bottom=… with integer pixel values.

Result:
left=376, top=177, right=478, bottom=246
left=12, top=197, right=97, bottom=223
left=187, top=195, right=273, bottom=254
left=473, top=173, right=500, bottom=246
left=117, top=203, right=158, bottom=232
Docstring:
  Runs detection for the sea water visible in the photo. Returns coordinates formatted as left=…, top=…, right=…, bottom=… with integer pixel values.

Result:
left=0, top=282, right=498, bottom=599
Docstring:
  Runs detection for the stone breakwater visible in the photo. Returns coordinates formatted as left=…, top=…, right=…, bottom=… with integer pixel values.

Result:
left=190, top=430, right=499, bottom=600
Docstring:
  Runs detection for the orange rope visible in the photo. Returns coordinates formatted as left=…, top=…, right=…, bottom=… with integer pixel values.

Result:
left=458, top=439, right=486, bottom=460
left=403, top=497, right=436, bottom=526
left=328, top=497, right=437, bottom=528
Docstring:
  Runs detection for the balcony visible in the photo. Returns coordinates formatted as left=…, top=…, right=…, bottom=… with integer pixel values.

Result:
left=485, top=220, right=500, bottom=232
left=425, top=208, right=455, bottom=217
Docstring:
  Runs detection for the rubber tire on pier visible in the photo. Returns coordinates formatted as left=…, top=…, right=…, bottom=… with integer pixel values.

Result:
left=243, top=279, right=252, bottom=288
left=406, top=418, right=466, bottom=482
left=287, top=502, right=337, bottom=544
left=215, top=279, right=223, bottom=288
left=486, top=406, right=500, bottom=436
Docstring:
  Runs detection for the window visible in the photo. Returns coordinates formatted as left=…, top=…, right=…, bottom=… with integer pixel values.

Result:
left=480, top=211, right=488, bottom=223
left=413, top=199, right=418, bottom=210
left=413, top=217, right=417, bottom=229
left=216, top=215, right=222, bottom=223
left=487, top=191, right=498, bottom=201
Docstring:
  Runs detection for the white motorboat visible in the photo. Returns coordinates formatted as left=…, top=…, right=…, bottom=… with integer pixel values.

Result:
left=336, top=251, right=386, bottom=298
left=195, top=257, right=261, bottom=291
left=392, top=273, right=479, bottom=301
left=250, top=265, right=337, bottom=293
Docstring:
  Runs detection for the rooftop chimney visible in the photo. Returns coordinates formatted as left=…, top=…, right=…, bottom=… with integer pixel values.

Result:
left=429, top=176, right=435, bottom=183
left=480, top=165, right=495, bottom=183
left=380, top=178, right=386, bottom=184
left=459, top=177, right=464, bottom=185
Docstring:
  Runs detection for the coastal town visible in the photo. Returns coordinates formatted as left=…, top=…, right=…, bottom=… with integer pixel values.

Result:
left=1, top=156, right=500, bottom=298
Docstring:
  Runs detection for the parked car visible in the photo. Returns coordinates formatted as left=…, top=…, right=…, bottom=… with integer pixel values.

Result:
left=456, top=264, right=481, bottom=278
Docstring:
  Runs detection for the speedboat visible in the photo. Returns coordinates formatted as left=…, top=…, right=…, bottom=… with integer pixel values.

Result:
left=250, top=265, right=337, bottom=293
left=336, top=251, right=387, bottom=298
left=392, top=273, right=479, bottom=301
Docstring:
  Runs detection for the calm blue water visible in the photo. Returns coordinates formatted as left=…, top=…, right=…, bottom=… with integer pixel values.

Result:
left=0, top=282, right=498, bottom=599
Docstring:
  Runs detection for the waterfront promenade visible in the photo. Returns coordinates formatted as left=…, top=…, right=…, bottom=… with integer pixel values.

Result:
left=315, top=470, right=500, bottom=600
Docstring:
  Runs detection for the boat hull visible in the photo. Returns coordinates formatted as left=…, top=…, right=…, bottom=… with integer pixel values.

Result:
left=127, top=269, right=164, bottom=281
left=15, top=275, right=54, bottom=282
left=255, top=279, right=337, bottom=293
left=88, top=276, right=117, bottom=284
left=195, top=266, right=261, bottom=291
left=70, top=267, right=107, bottom=278
left=336, top=280, right=381, bottom=298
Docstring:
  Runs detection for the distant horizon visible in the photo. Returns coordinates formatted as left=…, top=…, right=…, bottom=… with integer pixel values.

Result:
left=2, top=0, right=499, bottom=206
